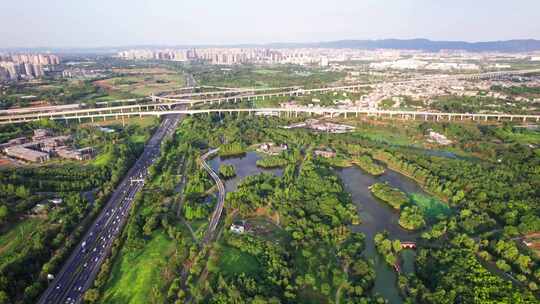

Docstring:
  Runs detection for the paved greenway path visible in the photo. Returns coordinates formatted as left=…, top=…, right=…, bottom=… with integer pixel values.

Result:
left=200, top=148, right=225, bottom=245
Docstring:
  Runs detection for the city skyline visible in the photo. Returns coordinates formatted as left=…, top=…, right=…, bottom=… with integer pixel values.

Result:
left=1, top=0, right=539, bottom=48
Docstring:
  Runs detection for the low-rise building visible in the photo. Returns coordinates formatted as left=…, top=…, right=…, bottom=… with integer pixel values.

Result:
left=309, top=121, right=356, bottom=133
left=258, top=142, right=288, bottom=155
left=32, top=129, right=52, bottom=141
left=314, top=148, right=336, bottom=158
left=5, top=145, right=49, bottom=163
left=56, top=146, right=94, bottom=161
left=427, top=130, right=453, bottom=145
left=230, top=222, right=245, bottom=234
left=0, top=130, right=93, bottom=163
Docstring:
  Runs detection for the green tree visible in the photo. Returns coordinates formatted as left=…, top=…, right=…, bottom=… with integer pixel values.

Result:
left=0, top=205, right=8, bottom=224
left=83, top=288, right=100, bottom=302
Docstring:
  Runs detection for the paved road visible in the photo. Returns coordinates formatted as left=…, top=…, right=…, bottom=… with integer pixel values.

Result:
left=179, top=148, right=224, bottom=304
left=200, top=148, right=225, bottom=244
left=185, top=73, right=196, bottom=88
left=37, top=113, right=182, bottom=304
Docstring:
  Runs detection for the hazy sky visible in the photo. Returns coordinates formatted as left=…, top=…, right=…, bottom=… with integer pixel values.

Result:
left=1, top=0, right=539, bottom=47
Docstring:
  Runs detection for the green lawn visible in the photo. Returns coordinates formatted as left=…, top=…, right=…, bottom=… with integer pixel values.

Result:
left=245, top=217, right=289, bottom=244
left=101, top=231, right=175, bottom=304
left=351, top=128, right=420, bottom=146
left=0, top=218, right=43, bottom=267
left=218, top=245, right=260, bottom=276
left=91, top=147, right=114, bottom=167
left=495, top=128, right=540, bottom=145
left=129, top=134, right=148, bottom=145
left=409, top=193, right=451, bottom=220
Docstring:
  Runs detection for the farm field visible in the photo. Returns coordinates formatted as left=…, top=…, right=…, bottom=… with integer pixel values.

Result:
left=94, top=73, right=185, bottom=96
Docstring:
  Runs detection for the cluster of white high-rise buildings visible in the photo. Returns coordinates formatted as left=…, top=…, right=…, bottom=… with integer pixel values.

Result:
left=0, top=54, right=60, bottom=81
left=117, top=48, right=333, bottom=66
left=117, top=49, right=194, bottom=61
left=116, top=48, right=540, bottom=71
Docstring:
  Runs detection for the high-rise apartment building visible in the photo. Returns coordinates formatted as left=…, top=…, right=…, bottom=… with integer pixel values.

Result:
left=0, top=53, right=60, bottom=81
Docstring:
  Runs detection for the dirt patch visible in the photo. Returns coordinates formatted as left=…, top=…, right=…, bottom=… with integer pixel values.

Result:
left=253, top=207, right=280, bottom=225
left=93, top=79, right=114, bottom=90
left=523, top=232, right=540, bottom=257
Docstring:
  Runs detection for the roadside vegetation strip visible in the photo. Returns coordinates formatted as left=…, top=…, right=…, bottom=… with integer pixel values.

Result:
left=0, top=218, right=43, bottom=265
left=101, top=231, right=175, bottom=304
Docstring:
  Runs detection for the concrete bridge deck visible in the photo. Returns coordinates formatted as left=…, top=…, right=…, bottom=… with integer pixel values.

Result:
left=2, top=68, right=539, bottom=125
left=150, top=68, right=540, bottom=106
left=1, top=105, right=538, bottom=125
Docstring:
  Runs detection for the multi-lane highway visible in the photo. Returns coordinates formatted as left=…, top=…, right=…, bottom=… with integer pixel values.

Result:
left=38, top=114, right=182, bottom=304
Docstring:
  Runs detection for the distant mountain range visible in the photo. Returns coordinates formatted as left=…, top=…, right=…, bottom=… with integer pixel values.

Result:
left=3, top=39, right=540, bottom=53
left=267, top=39, right=540, bottom=52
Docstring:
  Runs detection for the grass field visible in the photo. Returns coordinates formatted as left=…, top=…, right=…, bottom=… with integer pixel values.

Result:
left=245, top=217, right=289, bottom=244
left=0, top=218, right=43, bottom=267
left=91, top=149, right=113, bottom=167
left=111, top=68, right=177, bottom=75
left=347, top=122, right=422, bottom=146
left=495, top=128, right=540, bottom=145
left=101, top=231, right=175, bottom=304
left=129, top=134, right=149, bottom=145
left=218, top=245, right=260, bottom=276
left=409, top=193, right=451, bottom=220
left=95, top=73, right=185, bottom=97
left=196, top=66, right=345, bottom=89
left=254, top=69, right=281, bottom=75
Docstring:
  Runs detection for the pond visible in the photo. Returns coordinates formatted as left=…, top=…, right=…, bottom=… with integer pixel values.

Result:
left=208, top=151, right=283, bottom=192
left=208, top=151, right=431, bottom=303
left=337, top=166, right=432, bottom=304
